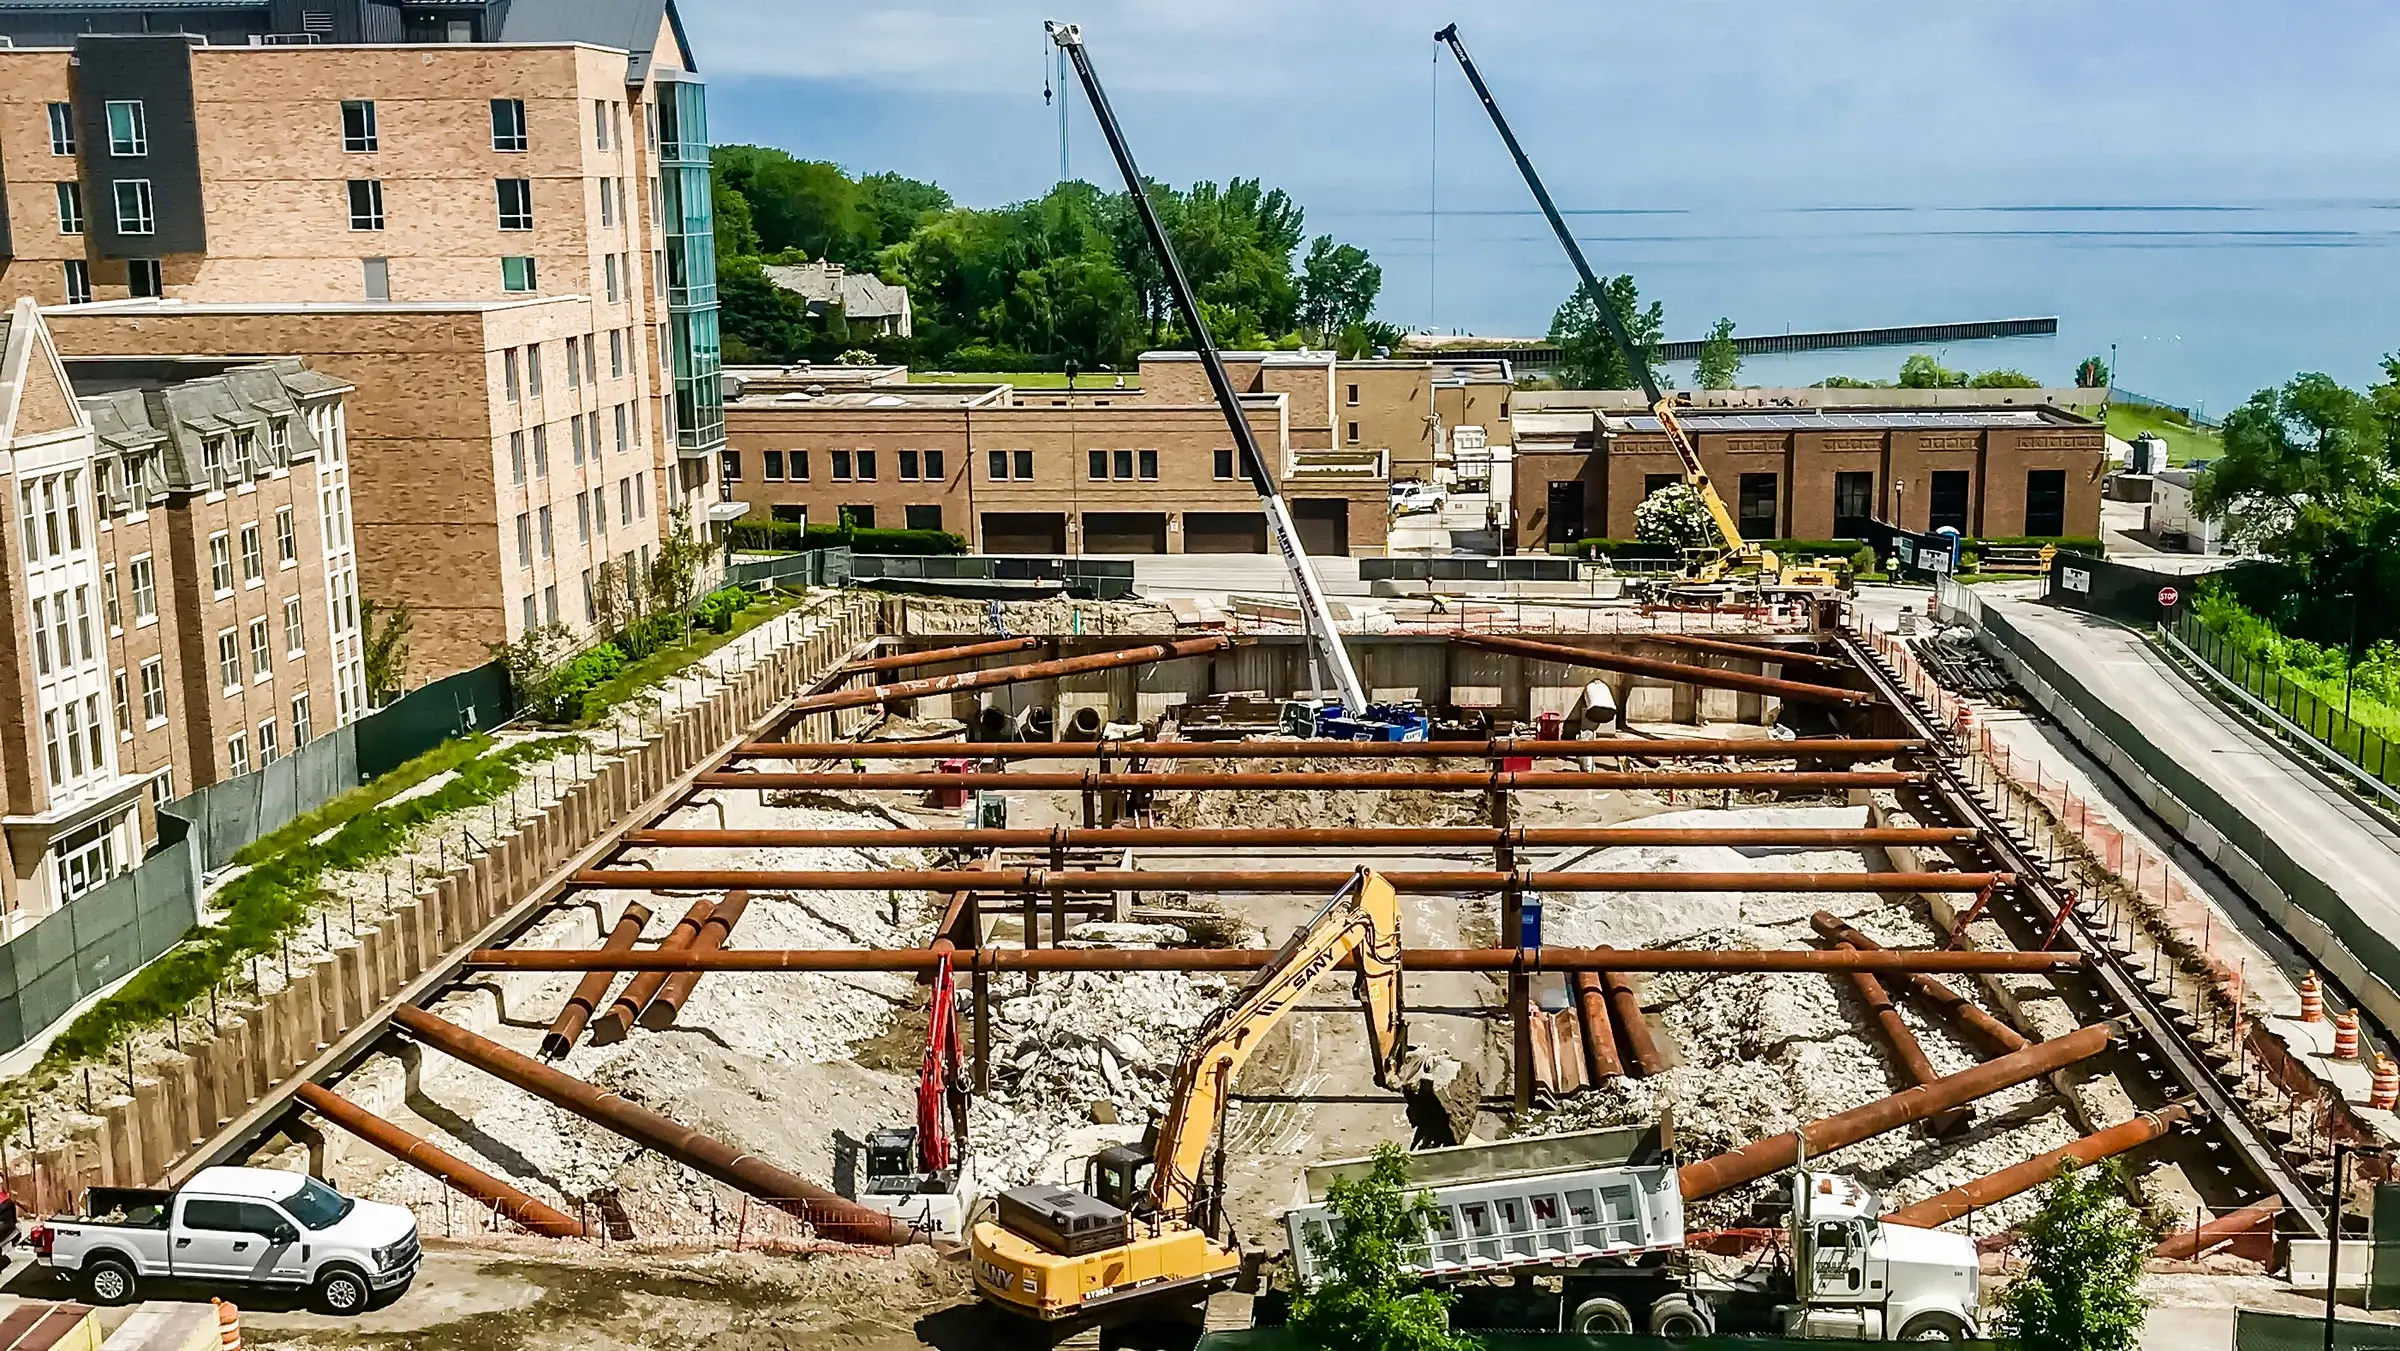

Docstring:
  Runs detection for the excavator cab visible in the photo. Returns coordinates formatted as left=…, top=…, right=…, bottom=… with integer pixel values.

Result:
left=1087, top=1142, right=1154, bottom=1213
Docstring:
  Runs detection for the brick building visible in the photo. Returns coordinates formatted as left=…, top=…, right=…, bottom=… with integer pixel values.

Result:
left=0, top=300, right=359, bottom=925
left=0, top=0, right=726, bottom=679
left=1515, top=406, right=2107, bottom=549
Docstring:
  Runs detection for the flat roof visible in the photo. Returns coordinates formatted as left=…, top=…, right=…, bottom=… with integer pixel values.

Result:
left=1611, top=408, right=2082, bottom=433
left=43, top=296, right=582, bottom=316
left=728, top=385, right=1005, bottom=410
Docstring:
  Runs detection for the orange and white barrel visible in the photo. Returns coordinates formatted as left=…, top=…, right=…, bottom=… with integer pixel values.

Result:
left=2371, top=1055, right=2399, bottom=1111
left=2336, top=1010, right=2361, bottom=1060
left=2300, top=973, right=2325, bottom=1023
left=215, top=1299, right=242, bottom=1350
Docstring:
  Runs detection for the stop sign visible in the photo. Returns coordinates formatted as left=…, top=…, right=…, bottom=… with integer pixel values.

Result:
left=2158, top=586, right=2180, bottom=609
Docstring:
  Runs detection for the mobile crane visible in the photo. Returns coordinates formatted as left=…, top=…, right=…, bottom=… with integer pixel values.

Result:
left=970, top=868, right=1407, bottom=1331
left=1047, top=19, right=1386, bottom=725
left=1434, top=25, right=1844, bottom=601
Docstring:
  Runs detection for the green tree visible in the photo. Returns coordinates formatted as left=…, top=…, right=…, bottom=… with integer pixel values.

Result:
left=1299, top=235, right=1384, bottom=340
left=490, top=622, right=581, bottom=722
left=1288, top=1143, right=1475, bottom=1351
left=712, top=146, right=869, bottom=261
left=1548, top=275, right=1663, bottom=391
left=1898, top=353, right=1968, bottom=388
left=857, top=171, right=952, bottom=250
left=2368, top=353, right=2400, bottom=466
left=2075, top=355, right=2111, bottom=388
left=712, top=174, right=761, bottom=258
left=359, top=598, right=413, bottom=707
left=2194, top=372, right=2400, bottom=599
left=717, top=255, right=818, bottom=364
left=1634, top=482, right=1717, bottom=551
left=1997, top=1164, right=2151, bottom=1351
left=1696, top=317, right=1741, bottom=389
left=1969, top=368, right=2042, bottom=388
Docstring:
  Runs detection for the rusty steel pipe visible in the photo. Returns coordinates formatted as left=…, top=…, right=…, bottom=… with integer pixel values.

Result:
left=467, top=946, right=2081, bottom=975
left=1678, top=1022, right=2119, bottom=1201
left=639, top=891, right=752, bottom=1031
left=2154, top=1195, right=2282, bottom=1261
left=391, top=1005, right=919, bottom=1246
left=627, top=825, right=1978, bottom=852
left=733, top=738, right=1923, bottom=761
left=1601, top=971, right=1665, bottom=1077
left=1811, top=912, right=2029, bottom=1056
left=1885, top=1102, right=2199, bottom=1229
left=1840, top=943, right=1967, bottom=1139
left=698, top=769, right=1919, bottom=792
left=1571, top=971, right=1621, bottom=1080
left=1456, top=632, right=1877, bottom=706
left=1640, top=634, right=1850, bottom=671
left=789, top=636, right=1232, bottom=716
left=843, top=636, right=1042, bottom=674
left=589, top=898, right=713, bottom=1046
left=572, top=867, right=2004, bottom=896
left=295, top=1083, right=587, bottom=1238
left=540, top=901, right=651, bottom=1061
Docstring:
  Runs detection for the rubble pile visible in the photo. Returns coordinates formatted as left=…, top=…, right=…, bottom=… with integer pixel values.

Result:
left=1154, top=756, right=1489, bottom=831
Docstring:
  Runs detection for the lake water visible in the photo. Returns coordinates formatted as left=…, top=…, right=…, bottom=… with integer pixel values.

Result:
left=1319, top=199, right=2400, bottom=414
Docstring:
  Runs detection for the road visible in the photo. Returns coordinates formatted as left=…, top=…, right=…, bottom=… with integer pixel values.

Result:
left=1985, top=591, right=2400, bottom=1023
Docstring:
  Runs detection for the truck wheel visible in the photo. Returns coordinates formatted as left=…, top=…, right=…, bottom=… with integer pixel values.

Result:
left=1898, top=1312, right=1969, bottom=1341
left=312, top=1264, right=372, bottom=1315
left=80, top=1256, right=137, bottom=1306
left=1569, top=1296, right=1634, bottom=1334
left=1646, top=1292, right=1714, bottom=1339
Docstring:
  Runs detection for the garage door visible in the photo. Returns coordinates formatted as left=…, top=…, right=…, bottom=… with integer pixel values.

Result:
left=1081, top=512, right=1167, bottom=554
left=980, top=512, right=1067, bottom=555
left=1293, top=499, right=1350, bottom=556
left=1184, top=511, right=1269, bottom=554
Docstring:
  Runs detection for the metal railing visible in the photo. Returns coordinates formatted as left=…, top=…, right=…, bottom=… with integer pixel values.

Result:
left=2162, top=613, right=2400, bottom=807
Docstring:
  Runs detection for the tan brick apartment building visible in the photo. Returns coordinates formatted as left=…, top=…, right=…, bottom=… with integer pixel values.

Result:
left=1516, top=406, right=2107, bottom=548
left=0, top=299, right=360, bottom=926
left=0, top=0, right=729, bottom=680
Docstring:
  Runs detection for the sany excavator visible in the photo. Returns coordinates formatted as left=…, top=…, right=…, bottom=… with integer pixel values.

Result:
left=971, top=868, right=1407, bottom=1330
left=1435, top=25, right=1845, bottom=602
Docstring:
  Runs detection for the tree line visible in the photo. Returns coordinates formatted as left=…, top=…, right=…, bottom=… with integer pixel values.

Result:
left=712, top=146, right=1394, bottom=370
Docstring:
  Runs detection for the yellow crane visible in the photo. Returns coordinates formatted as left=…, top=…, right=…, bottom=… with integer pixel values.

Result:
left=970, top=868, right=1407, bottom=1329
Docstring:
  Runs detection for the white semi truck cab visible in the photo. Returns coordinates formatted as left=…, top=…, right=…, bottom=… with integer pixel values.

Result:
left=1283, top=1128, right=1981, bottom=1341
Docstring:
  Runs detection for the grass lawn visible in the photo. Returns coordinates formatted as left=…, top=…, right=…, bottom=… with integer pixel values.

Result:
left=573, top=591, right=799, bottom=724
left=2107, top=401, right=2223, bottom=466
left=914, top=370, right=1138, bottom=389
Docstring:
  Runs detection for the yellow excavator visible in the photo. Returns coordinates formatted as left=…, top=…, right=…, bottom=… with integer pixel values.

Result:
left=1436, top=25, right=1845, bottom=601
left=970, top=868, right=1407, bottom=1330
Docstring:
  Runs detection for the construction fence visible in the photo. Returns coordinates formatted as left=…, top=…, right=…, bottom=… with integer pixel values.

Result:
left=2235, top=1309, right=2400, bottom=1350
left=0, top=836, right=200, bottom=1054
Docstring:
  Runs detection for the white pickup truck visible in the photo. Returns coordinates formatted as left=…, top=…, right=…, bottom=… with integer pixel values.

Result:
left=29, top=1166, right=420, bottom=1314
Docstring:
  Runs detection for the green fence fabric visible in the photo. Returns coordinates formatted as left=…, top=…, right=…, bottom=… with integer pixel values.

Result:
left=0, top=830, right=198, bottom=1052
left=175, top=721, right=359, bottom=873
left=2235, top=1307, right=2400, bottom=1350
left=2374, top=1185, right=2400, bottom=1312
left=1981, top=602, right=2400, bottom=1033
left=353, top=659, right=513, bottom=781
left=1197, top=1331, right=2005, bottom=1350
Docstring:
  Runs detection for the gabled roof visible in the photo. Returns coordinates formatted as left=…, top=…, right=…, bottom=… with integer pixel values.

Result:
left=497, top=0, right=695, bottom=79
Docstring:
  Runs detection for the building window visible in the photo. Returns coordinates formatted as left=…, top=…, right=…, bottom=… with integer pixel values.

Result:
left=843, top=506, right=876, bottom=529
left=128, top=259, right=163, bottom=298
left=508, top=431, right=526, bottom=483
left=55, top=182, right=82, bottom=235
left=1832, top=472, right=1875, bottom=539
left=720, top=450, right=742, bottom=481
left=1214, top=448, right=1235, bottom=480
left=1014, top=450, right=1034, bottom=480
left=72, top=586, right=93, bottom=659
left=1087, top=449, right=1106, bottom=481
left=604, top=253, right=620, bottom=303
left=1929, top=470, right=1971, bottom=533
left=257, top=720, right=279, bottom=766
left=362, top=257, right=389, bottom=300
left=217, top=630, right=241, bottom=691
left=634, top=473, right=646, bottom=518
left=114, top=180, right=155, bottom=235
left=543, top=584, right=559, bottom=625
left=106, top=100, right=147, bottom=156
left=855, top=450, right=877, bottom=482
left=609, top=328, right=625, bottom=378
left=906, top=504, right=944, bottom=532
left=594, top=97, right=610, bottom=150
left=762, top=450, right=785, bottom=482
left=501, top=256, right=538, bottom=293
left=1113, top=449, right=1135, bottom=480
left=1346, top=383, right=1360, bottom=406
left=209, top=532, right=233, bottom=592
left=576, top=493, right=591, bottom=542
left=570, top=417, right=586, bottom=465
left=491, top=98, right=528, bottom=152
left=503, top=348, right=520, bottom=400
left=284, top=596, right=305, bottom=655
left=619, top=478, right=634, bottom=525
left=1345, top=421, right=1360, bottom=444
left=1139, top=450, right=1158, bottom=480
left=131, top=557, right=156, bottom=618
left=923, top=449, right=945, bottom=480
left=792, top=450, right=810, bottom=480
left=590, top=487, right=607, bottom=535
left=515, top=512, right=532, bottom=567
left=63, top=260, right=91, bottom=305
left=47, top=102, right=75, bottom=155
left=495, top=178, right=533, bottom=231
left=240, top=524, right=263, bottom=581
left=292, top=692, right=312, bottom=746
left=249, top=618, right=271, bottom=677
left=831, top=450, right=852, bottom=482
left=347, top=179, right=385, bottom=230
left=1737, top=472, right=1778, bottom=541
left=42, top=711, right=63, bottom=785
left=140, top=658, right=166, bottom=722
left=228, top=731, right=249, bottom=777
left=1643, top=473, right=1681, bottom=502
left=565, top=336, right=582, bottom=389
left=614, top=404, right=630, bottom=455
left=600, top=179, right=616, bottom=228
left=526, top=345, right=543, bottom=396
left=103, top=564, right=121, bottom=629
left=531, top=424, right=549, bottom=476
left=341, top=99, right=378, bottom=152
left=2024, top=469, right=2067, bottom=537
left=538, top=504, right=554, bottom=557
left=521, top=593, right=537, bottom=631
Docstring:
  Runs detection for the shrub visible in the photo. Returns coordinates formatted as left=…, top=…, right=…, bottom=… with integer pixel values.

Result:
left=697, top=585, right=754, bottom=633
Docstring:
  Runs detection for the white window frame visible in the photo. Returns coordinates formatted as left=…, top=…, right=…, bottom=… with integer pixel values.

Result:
left=113, top=179, right=155, bottom=235
left=106, top=100, right=147, bottom=156
left=56, top=182, right=82, bottom=235
left=140, top=657, right=167, bottom=723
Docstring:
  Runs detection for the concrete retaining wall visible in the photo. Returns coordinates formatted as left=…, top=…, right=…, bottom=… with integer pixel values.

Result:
left=5, top=596, right=887, bottom=1212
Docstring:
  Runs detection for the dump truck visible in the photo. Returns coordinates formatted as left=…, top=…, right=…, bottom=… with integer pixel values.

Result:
left=1283, top=1126, right=1982, bottom=1341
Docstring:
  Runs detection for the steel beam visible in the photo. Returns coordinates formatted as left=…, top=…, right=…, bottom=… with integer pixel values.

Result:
left=296, top=1083, right=587, bottom=1238
left=639, top=891, right=752, bottom=1030
left=731, top=738, right=1922, bottom=761
left=627, top=825, right=1976, bottom=852
left=1571, top=971, right=1621, bottom=1080
left=392, top=1005, right=921, bottom=1246
left=1839, top=942, right=1968, bottom=1138
left=788, top=636, right=1231, bottom=716
left=569, top=867, right=2004, bottom=895
left=588, top=898, right=712, bottom=1046
left=1456, top=632, right=1877, bottom=706
left=1678, top=1023, right=2119, bottom=1201
left=540, top=901, right=650, bottom=1061
left=466, top=945, right=2081, bottom=975
left=1884, top=1103, right=2199, bottom=1229
left=1636, top=633, right=1850, bottom=671
left=696, top=769, right=1918, bottom=792
left=842, top=636, right=1041, bottom=674
left=1602, top=970, right=1665, bottom=1076
left=1809, top=912, right=2028, bottom=1057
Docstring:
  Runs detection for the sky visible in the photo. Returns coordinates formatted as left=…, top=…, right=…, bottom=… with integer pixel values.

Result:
left=681, top=1, right=2400, bottom=401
